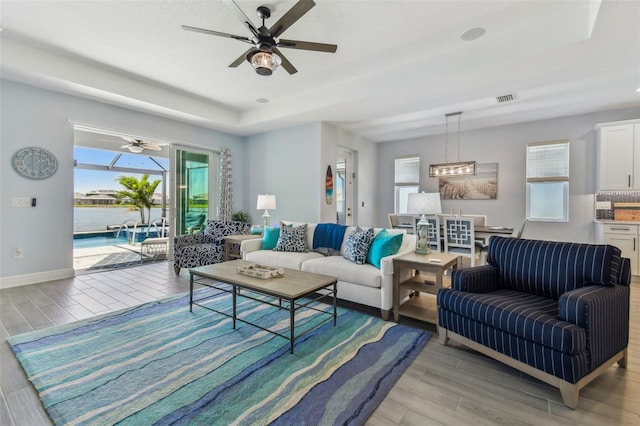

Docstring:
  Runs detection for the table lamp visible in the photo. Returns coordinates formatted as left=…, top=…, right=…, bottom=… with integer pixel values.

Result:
left=407, top=192, right=442, bottom=254
left=257, top=194, right=276, bottom=229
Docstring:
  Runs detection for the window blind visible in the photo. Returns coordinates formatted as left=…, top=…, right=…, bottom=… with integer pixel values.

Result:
left=395, top=156, right=420, bottom=184
left=526, top=140, right=569, bottom=182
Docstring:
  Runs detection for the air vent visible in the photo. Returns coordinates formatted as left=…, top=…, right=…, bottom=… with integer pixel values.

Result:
left=496, top=94, right=516, bottom=103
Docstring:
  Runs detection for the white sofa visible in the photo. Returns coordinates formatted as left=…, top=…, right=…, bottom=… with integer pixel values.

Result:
left=240, top=222, right=416, bottom=320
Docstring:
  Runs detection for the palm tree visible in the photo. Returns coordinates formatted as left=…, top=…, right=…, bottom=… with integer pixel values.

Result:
left=116, top=174, right=161, bottom=224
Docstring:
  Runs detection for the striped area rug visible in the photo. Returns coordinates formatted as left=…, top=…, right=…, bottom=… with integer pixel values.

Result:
left=8, top=287, right=430, bottom=425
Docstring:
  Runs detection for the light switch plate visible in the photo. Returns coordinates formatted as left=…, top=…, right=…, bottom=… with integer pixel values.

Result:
left=12, top=197, right=31, bottom=207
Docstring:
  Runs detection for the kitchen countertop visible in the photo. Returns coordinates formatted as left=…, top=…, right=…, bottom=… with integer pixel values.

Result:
left=594, top=220, right=640, bottom=225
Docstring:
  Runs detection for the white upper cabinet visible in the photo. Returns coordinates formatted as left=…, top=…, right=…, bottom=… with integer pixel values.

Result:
left=597, top=121, right=640, bottom=191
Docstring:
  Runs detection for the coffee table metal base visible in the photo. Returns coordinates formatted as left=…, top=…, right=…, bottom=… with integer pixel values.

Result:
left=189, top=274, right=337, bottom=354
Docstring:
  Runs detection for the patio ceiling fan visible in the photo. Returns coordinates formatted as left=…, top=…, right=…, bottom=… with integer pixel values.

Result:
left=182, top=0, right=337, bottom=75
left=121, top=137, right=162, bottom=153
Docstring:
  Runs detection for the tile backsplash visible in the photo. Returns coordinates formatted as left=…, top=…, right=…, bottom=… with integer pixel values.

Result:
left=595, top=192, right=640, bottom=220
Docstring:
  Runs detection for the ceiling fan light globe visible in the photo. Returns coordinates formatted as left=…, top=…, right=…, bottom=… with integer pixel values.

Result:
left=248, top=51, right=281, bottom=76
left=127, top=145, right=144, bottom=153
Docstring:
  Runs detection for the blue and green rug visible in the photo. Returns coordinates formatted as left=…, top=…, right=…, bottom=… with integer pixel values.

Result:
left=8, top=287, right=430, bottom=425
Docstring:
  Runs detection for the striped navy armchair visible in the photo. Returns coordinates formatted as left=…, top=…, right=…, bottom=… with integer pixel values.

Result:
left=437, top=236, right=631, bottom=409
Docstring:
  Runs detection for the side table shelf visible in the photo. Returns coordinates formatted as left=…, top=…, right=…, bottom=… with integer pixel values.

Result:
left=224, top=234, right=262, bottom=261
left=392, top=252, right=459, bottom=324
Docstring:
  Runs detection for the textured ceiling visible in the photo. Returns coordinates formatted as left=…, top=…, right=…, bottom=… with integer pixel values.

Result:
left=1, top=0, right=639, bottom=142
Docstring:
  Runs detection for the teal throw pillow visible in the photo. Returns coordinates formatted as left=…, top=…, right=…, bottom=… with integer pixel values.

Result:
left=366, top=229, right=403, bottom=269
left=261, top=227, right=280, bottom=250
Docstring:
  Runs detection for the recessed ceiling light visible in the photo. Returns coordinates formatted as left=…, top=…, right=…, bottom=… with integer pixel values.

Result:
left=636, top=88, right=640, bottom=93
left=461, top=27, right=486, bottom=42
left=256, top=98, right=269, bottom=104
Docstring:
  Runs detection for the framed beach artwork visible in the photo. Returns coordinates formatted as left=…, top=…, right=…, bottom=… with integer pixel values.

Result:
left=439, top=163, right=498, bottom=200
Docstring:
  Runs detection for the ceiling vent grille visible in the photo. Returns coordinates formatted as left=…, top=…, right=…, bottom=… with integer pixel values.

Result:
left=496, top=93, right=516, bottom=103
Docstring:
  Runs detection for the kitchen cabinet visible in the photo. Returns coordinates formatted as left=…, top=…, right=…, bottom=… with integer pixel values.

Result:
left=600, top=223, right=638, bottom=276
left=597, top=121, right=640, bottom=191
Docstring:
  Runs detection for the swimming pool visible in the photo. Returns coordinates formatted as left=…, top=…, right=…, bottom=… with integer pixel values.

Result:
left=73, top=226, right=168, bottom=248
left=73, top=232, right=129, bottom=249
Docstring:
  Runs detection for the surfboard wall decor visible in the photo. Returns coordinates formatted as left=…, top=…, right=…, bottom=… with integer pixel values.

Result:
left=326, top=165, right=334, bottom=205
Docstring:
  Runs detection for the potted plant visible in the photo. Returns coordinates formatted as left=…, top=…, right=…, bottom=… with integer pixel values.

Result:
left=231, top=210, right=251, bottom=224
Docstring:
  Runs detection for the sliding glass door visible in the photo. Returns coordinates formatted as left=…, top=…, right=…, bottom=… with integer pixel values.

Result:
left=171, top=147, right=219, bottom=236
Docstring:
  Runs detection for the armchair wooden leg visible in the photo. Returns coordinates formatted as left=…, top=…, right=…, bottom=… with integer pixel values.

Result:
left=380, top=309, right=390, bottom=321
left=437, top=326, right=448, bottom=345
left=618, top=348, right=628, bottom=368
left=174, top=265, right=181, bottom=275
left=559, top=381, right=579, bottom=409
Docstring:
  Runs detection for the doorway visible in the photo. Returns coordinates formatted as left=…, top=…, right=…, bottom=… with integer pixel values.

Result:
left=336, top=148, right=354, bottom=226
left=73, top=127, right=170, bottom=273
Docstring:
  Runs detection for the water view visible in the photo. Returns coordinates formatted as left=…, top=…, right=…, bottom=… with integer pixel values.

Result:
left=74, top=207, right=167, bottom=232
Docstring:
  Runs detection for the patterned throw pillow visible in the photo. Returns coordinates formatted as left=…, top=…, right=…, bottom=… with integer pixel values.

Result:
left=343, top=227, right=375, bottom=265
left=273, top=223, right=309, bottom=253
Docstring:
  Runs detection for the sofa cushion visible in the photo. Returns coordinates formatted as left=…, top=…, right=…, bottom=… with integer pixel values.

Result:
left=343, top=227, right=374, bottom=265
left=274, top=223, right=309, bottom=253
left=302, top=256, right=382, bottom=289
left=245, top=250, right=323, bottom=270
left=261, top=227, right=280, bottom=250
left=438, top=288, right=587, bottom=354
left=487, top=237, right=619, bottom=298
left=366, top=229, right=403, bottom=269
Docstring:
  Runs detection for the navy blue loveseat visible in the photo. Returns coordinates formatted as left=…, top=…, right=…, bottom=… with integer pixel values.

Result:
left=437, top=237, right=631, bottom=409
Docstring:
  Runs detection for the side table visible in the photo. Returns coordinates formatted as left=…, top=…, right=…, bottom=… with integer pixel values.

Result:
left=224, top=234, right=262, bottom=261
left=392, top=252, right=459, bottom=324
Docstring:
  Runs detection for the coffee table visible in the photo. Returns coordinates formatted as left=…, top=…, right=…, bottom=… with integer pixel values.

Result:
left=189, top=259, right=338, bottom=354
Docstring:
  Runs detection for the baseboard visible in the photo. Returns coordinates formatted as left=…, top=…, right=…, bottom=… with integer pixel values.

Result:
left=0, top=268, right=75, bottom=289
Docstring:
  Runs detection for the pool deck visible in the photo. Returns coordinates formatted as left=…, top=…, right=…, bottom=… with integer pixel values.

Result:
left=73, top=242, right=166, bottom=273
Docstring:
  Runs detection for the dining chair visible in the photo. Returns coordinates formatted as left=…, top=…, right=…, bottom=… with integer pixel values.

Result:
left=443, top=216, right=477, bottom=266
left=461, top=214, right=489, bottom=261
left=514, top=218, right=529, bottom=238
left=388, top=213, right=400, bottom=229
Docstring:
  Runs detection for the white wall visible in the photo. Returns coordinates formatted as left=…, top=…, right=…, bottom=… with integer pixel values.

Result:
left=377, top=107, right=640, bottom=243
left=242, top=123, right=322, bottom=225
left=242, top=122, right=378, bottom=228
left=320, top=123, right=378, bottom=227
left=0, top=80, right=244, bottom=286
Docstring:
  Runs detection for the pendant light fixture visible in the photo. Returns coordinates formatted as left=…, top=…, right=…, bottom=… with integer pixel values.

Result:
left=429, top=111, right=477, bottom=177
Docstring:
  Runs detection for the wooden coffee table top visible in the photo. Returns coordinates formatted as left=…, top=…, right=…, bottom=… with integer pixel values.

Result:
left=190, top=259, right=337, bottom=299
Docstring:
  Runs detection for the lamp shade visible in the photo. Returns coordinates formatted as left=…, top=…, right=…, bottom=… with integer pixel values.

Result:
left=257, top=194, right=276, bottom=210
left=407, top=192, right=442, bottom=215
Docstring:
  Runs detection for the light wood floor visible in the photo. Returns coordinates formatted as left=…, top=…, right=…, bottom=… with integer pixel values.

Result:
left=1, top=261, right=638, bottom=425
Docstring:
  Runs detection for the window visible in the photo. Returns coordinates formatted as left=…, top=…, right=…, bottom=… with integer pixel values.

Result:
left=394, top=156, right=420, bottom=213
left=526, top=140, right=569, bottom=222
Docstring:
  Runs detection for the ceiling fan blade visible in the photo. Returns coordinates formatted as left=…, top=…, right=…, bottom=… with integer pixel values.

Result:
left=182, top=25, right=252, bottom=43
left=143, top=145, right=162, bottom=151
left=273, top=47, right=297, bottom=74
left=269, top=0, right=315, bottom=38
left=223, top=0, right=259, bottom=37
left=278, top=39, right=337, bottom=53
left=229, top=48, right=257, bottom=68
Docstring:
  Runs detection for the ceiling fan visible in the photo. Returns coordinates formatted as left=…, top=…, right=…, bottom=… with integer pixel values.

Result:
left=182, top=0, right=337, bottom=76
left=121, top=137, right=162, bottom=153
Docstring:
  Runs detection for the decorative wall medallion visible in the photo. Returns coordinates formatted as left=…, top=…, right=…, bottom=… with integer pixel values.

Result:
left=12, top=147, right=58, bottom=180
